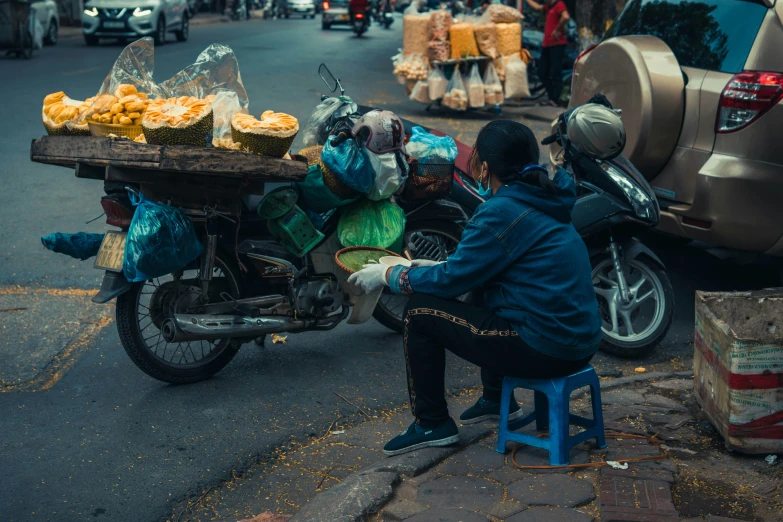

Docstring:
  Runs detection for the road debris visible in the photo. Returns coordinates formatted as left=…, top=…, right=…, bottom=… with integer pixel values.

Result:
left=606, top=461, right=628, bottom=470
left=634, top=367, right=647, bottom=373
left=271, top=334, right=288, bottom=344
left=765, top=454, right=778, bottom=466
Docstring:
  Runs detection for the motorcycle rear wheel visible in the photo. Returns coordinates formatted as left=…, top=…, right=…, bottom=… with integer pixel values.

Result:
left=373, top=221, right=463, bottom=333
left=592, top=254, right=674, bottom=358
left=115, top=253, right=242, bottom=384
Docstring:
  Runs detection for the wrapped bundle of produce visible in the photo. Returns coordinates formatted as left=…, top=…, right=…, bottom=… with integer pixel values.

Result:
left=442, top=69, right=468, bottom=111
left=496, top=23, right=522, bottom=56
left=483, top=63, right=504, bottom=105
left=449, top=22, right=480, bottom=59
left=428, top=67, right=448, bottom=100
left=465, top=63, right=485, bottom=108
left=474, top=21, right=498, bottom=59
left=485, top=4, right=523, bottom=23
left=403, top=14, right=430, bottom=56
left=394, top=52, right=429, bottom=80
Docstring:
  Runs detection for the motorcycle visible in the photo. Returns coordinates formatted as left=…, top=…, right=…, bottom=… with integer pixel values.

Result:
left=372, top=98, right=674, bottom=357
left=351, top=6, right=369, bottom=36
left=372, top=1, right=394, bottom=28
left=85, top=65, right=466, bottom=384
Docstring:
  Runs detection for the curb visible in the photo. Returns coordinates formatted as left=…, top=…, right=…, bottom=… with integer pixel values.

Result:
left=289, top=371, right=694, bottom=522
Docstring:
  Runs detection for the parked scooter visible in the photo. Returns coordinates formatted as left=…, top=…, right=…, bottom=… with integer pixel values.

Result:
left=374, top=98, right=674, bottom=357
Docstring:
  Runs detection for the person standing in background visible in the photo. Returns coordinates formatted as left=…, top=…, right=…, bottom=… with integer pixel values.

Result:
left=525, top=0, right=570, bottom=106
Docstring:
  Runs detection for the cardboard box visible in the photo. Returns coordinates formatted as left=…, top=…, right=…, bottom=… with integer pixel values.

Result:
left=694, top=290, right=783, bottom=454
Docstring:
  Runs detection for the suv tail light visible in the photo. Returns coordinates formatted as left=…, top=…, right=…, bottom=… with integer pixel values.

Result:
left=717, top=71, right=783, bottom=133
left=322, top=1, right=329, bottom=9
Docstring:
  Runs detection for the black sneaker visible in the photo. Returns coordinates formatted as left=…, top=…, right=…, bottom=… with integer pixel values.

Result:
left=383, top=418, right=460, bottom=456
left=459, top=396, right=524, bottom=425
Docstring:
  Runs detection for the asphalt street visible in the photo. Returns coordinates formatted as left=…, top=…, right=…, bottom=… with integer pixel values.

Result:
left=0, top=14, right=780, bottom=522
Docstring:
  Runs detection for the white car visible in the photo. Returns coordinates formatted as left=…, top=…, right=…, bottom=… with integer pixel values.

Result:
left=82, top=0, right=189, bottom=46
left=31, top=0, right=60, bottom=45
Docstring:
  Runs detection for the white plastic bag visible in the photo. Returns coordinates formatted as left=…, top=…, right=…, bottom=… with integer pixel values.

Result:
left=410, top=79, right=431, bottom=104
left=465, top=63, right=485, bottom=108
left=366, top=152, right=408, bottom=201
left=29, top=18, right=44, bottom=50
left=504, top=54, right=530, bottom=99
left=428, top=67, right=448, bottom=101
left=442, top=69, right=468, bottom=111
left=483, top=63, right=504, bottom=105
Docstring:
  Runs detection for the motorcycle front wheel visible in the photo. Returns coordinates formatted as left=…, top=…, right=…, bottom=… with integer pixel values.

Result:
left=115, top=253, right=243, bottom=384
left=592, top=254, right=674, bottom=358
left=373, top=221, right=463, bottom=333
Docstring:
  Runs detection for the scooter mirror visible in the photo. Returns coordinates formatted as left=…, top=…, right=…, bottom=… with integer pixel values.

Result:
left=318, top=64, right=344, bottom=95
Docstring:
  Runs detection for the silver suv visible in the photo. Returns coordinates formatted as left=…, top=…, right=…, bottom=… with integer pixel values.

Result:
left=82, top=0, right=190, bottom=46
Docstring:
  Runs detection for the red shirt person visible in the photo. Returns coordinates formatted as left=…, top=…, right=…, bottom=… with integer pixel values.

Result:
left=526, top=0, right=570, bottom=106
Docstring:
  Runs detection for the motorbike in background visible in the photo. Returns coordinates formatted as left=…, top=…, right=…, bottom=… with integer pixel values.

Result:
left=351, top=7, right=369, bottom=35
left=372, top=0, right=394, bottom=28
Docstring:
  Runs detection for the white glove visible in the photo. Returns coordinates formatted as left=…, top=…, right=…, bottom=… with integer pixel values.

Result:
left=347, top=264, right=389, bottom=294
left=411, top=259, right=444, bottom=267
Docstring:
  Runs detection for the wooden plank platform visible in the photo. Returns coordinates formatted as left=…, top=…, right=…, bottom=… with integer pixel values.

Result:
left=30, top=136, right=308, bottom=183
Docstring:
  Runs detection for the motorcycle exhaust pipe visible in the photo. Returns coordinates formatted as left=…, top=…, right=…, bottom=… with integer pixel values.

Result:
left=162, top=314, right=306, bottom=343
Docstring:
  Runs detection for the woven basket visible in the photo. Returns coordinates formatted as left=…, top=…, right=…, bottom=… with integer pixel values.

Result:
left=335, top=246, right=402, bottom=275
left=88, top=121, right=144, bottom=139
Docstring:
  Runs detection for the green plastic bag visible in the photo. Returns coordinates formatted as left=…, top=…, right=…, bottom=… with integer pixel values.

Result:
left=297, top=165, right=358, bottom=213
left=337, top=199, right=406, bottom=249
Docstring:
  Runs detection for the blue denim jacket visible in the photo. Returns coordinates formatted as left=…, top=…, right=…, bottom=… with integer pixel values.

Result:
left=389, top=168, right=602, bottom=361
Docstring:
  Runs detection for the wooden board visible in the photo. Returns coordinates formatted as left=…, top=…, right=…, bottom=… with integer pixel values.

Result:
left=30, top=136, right=308, bottom=183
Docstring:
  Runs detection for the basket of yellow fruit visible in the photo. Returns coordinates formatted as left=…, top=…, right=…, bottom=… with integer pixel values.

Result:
left=86, top=84, right=150, bottom=140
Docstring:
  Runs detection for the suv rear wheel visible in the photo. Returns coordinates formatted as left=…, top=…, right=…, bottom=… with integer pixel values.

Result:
left=44, top=19, right=58, bottom=45
left=84, top=34, right=98, bottom=46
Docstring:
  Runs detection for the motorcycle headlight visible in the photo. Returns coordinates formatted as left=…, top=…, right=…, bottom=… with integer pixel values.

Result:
left=133, top=7, right=153, bottom=16
left=603, top=163, right=657, bottom=222
left=84, top=6, right=99, bottom=16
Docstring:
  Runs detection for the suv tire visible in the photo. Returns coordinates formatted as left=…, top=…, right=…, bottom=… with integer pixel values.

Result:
left=44, top=19, right=58, bottom=45
left=84, top=34, right=98, bottom=46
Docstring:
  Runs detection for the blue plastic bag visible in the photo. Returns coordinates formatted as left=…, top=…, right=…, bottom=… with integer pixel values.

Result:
left=41, top=232, right=105, bottom=261
left=123, top=192, right=203, bottom=282
left=406, top=126, right=458, bottom=163
left=321, top=136, right=375, bottom=194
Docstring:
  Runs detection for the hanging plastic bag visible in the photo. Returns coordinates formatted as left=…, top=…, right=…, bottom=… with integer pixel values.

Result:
left=410, top=79, right=431, bottom=104
left=427, top=67, right=448, bottom=101
left=123, top=192, right=203, bottom=283
left=474, top=21, right=498, bottom=59
left=496, top=22, right=522, bottom=56
left=366, top=151, right=409, bottom=201
left=449, top=22, right=480, bottom=59
left=41, top=232, right=104, bottom=261
left=483, top=63, right=504, bottom=105
left=465, top=63, right=485, bottom=108
left=297, top=164, right=359, bottom=213
left=337, top=199, right=406, bottom=249
left=406, top=126, right=458, bottom=163
left=321, top=136, right=375, bottom=194
left=484, top=4, right=523, bottom=23
left=302, top=97, right=358, bottom=148
left=442, top=69, right=468, bottom=111
left=504, top=54, right=530, bottom=99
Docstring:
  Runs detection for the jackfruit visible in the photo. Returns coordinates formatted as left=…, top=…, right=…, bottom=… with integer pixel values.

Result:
left=231, top=111, right=299, bottom=158
left=42, top=91, right=94, bottom=136
left=142, top=96, right=215, bottom=147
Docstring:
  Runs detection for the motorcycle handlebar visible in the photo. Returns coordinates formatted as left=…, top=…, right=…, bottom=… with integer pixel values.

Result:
left=541, top=134, right=559, bottom=146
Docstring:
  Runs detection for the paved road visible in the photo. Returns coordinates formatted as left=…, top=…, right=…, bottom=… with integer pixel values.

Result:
left=0, top=15, right=780, bottom=522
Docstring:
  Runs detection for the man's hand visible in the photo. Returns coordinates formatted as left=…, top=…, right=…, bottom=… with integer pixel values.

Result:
left=347, top=264, right=390, bottom=294
left=551, top=29, right=562, bottom=40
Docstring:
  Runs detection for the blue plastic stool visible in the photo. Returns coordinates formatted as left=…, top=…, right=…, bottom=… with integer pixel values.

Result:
left=496, top=365, right=607, bottom=466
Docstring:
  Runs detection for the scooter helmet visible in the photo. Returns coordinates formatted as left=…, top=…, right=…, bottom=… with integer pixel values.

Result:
left=566, top=103, right=626, bottom=160
left=351, top=110, right=406, bottom=155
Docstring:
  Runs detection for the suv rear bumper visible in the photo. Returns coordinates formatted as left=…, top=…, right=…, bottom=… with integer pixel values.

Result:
left=657, top=152, right=783, bottom=255
left=323, top=9, right=350, bottom=23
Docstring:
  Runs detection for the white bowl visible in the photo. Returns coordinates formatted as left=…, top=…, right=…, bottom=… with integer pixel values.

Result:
left=379, top=256, right=412, bottom=268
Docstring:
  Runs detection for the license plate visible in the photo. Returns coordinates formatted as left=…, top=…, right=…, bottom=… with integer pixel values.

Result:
left=103, top=21, right=126, bottom=29
left=339, top=14, right=349, bottom=20
left=94, top=231, right=127, bottom=272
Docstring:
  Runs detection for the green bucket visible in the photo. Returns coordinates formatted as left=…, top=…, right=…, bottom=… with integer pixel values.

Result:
left=258, top=187, right=324, bottom=257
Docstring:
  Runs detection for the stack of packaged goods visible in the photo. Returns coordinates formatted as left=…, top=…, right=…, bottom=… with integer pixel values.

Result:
left=396, top=3, right=529, bottom=111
